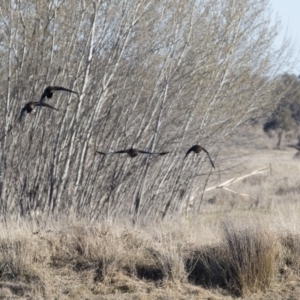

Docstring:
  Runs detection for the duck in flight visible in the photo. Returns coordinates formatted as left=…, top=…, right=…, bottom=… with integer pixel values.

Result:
left=96, top=147, right=169, bottom=158
left=19, top=102, right=58, bottom=122
left=184, top=144, right=215, bottom=168
left=39, top=86, right=79, bottom=104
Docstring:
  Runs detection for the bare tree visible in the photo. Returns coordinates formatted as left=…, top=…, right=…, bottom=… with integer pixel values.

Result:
left=0, top=0, right=295, bottom=223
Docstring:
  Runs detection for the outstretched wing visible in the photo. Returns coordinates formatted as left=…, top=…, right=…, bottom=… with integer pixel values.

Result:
left=39, top=95, right=46, bottom=104
left=183, top=146, right=195, bottom=160
left=113, top=150, right=130, bottom=154
left=150, top=151, right=169, bottom=156
left=138, top=150, right=169, bottom=156
left=157, top=152, right=169, bottom=156
left=35, top=102, right=59, bottom=111
left=137, top=150, right=154, bottom=155
left=40, top=86, right=78, bottom=103
left=48, top=86, right=79, bottom=94
left=96, top=151, right=107, bottom=155
left=200, top=146, right=215, bottom=169
left=96, top=150, right=129, bottom=155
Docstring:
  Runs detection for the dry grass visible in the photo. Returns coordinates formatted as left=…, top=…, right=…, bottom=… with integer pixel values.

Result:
left=0, top=216, right=298, bottom=299
left=222, top=220, right=279, bottom=296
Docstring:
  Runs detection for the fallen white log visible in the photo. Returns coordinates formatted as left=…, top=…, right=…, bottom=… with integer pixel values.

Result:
left=204, top=165, right=271, bottom=195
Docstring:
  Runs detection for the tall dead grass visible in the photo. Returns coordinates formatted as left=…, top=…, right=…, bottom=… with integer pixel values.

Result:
left=0, top=214, right=298, bottom=299
left=222, top=220, right=279, bottom=296
left=0, top=227, right=47, bottom=297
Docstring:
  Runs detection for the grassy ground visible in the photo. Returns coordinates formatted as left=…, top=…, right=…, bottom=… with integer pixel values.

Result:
left=2, top=127, right=300, bottom=299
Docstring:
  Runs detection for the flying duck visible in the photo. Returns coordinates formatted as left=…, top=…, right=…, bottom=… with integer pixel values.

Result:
left=96, top=148, right=169, bottom=158
left=19, top=102, right=58, bottom=122
left=39, top=86, right=78, bottom=103
left=184, top=144, right=215, bottom=168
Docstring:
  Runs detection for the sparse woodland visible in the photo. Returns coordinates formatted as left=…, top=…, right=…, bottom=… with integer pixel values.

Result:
left=0, top=0, right=291, bottom=222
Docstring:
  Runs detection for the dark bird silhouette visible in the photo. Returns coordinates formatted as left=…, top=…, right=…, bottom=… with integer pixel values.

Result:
left=39, top=86, right=78, bottom=103
left=184, top=144, right=215, bottom=168
left=96, top=148, right=169, bottom=158
left=19, top=102, right=58, bottom=122
left=287, top=144, right=300, bottom=151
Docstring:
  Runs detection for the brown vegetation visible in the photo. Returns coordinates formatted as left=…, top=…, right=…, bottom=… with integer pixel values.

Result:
left=0, top=209, right=299, bottom=299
